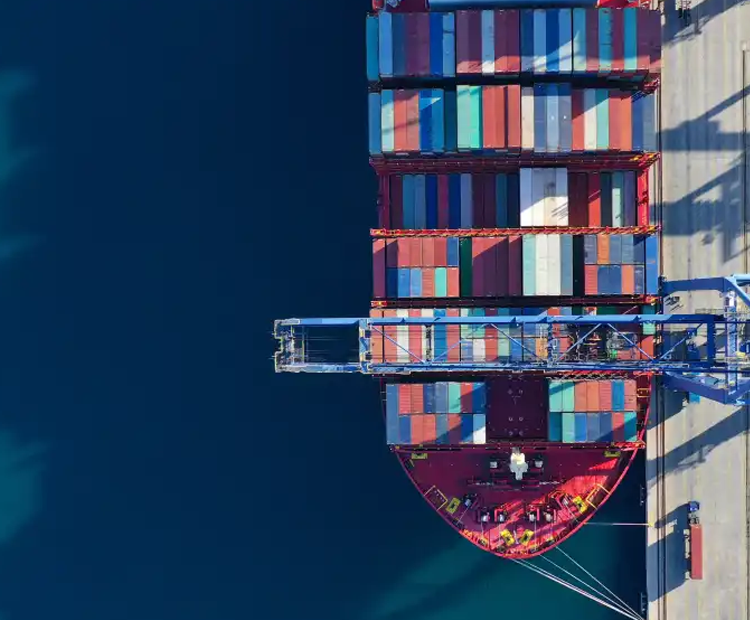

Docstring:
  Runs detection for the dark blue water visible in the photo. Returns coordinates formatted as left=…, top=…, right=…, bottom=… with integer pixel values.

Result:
left=0, top=2, right=644, bottom=619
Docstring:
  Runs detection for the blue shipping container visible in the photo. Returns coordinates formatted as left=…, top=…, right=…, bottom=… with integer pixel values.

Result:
left=521, top=10, right=534, bottom=72
left=436, top=382, right=449, bottom=413
left=612, top=380, right=625, bottom=411
left=472, top=382, right=487, bottom=412
left=368, top=93, right=382, bottom=156
left=534, top=84, right=547, bottom=152
left=424, top=383, right=436, bottom=413
left=609, top=235, right=622, bottom=265
left=366, top=16, right=379, bottom=81
left=574, top=412, right=587, bottom=442
left=461, top=414, right=474, bottom=443
left=548, top=411, right=563, bottom=441
left=386, top=384, right=399, bottom=416
left=399, top=414, right=411, bottom=444
left=587, top=412, right=601, bottom=442
left=600, top=412, right=613, bottom=442
left=561, top=234, right=573, bottom=295
left=621, top=234, right=634, bottom=264
left=572, top=8, right=587, bottom=72
left=584, top=235, right=597, bottom=264
left=546, top=8, right=559, bottom=73
left=436, top=413, right=449, bottom=444
left=393, top=14, right=406, bottom=77
left=645, top=235, right=659, bottom=294
left=386, top=404, right=399, bottom=444
left=398, top=268, right=411, bottom=297
left=378, top=12, right=393, bottom=78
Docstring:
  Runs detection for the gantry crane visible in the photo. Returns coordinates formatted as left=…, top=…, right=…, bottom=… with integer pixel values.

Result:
left=274, top=275, right=750, bottom=405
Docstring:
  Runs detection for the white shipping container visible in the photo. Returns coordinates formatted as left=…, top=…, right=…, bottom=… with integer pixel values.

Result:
left=543, top=168, right=556, bottom=225
left=583, top=89, right=597, bottom=151
left=520, top=168, right=534, bottom=226
left=396, top=309, right=409, bottom=363
left=460, top=174, right=473, bottom=228
left=559, top=9, right=573, bottom=73
left=533, top=10, right=547, bottom=73
left=547, top=234, right=561, bottom=295
left=521, top=87, right=535, bottom=151
left=532, top=169, right=545, bottom=226
left=555, top=168, right=569, bottom=225
left=481, top=11, right=495, bottom=75
left=473, top=413, right=487, bottom=444
left=473, top=339, right=486, bottom=363
left=536, top=234, right=549, bottom=295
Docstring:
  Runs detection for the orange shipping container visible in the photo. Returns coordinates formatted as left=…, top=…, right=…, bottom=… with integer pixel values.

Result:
left=587, top=382, right=600, bottom=412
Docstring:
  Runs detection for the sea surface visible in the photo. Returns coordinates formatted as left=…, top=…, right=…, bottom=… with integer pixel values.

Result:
left=0, top=2, right=644, bottom=619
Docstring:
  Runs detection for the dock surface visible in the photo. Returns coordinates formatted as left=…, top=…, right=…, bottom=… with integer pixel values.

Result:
left=648, top=0, right=750, bottom=618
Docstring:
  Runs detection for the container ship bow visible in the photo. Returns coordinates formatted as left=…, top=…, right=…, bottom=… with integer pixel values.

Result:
left=275, top=0, right=663, bottom=577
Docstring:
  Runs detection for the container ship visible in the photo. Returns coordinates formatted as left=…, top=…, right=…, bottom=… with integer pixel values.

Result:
left=275, top=0, right=662, bottom=565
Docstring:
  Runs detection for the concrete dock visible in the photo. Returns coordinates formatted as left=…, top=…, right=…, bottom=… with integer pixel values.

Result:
left=647, top=0, right=750, bottom=618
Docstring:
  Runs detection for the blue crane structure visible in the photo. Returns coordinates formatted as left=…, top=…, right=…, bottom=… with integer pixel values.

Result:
left=274, top=275, right=750, bottom=405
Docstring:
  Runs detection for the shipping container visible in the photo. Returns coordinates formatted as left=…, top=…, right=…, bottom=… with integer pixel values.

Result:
left=548, top=410, right=563, bottom=441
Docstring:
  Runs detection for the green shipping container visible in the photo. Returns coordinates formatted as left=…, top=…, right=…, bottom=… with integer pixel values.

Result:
left=624, top=411, right=638, bottom=441
left=497, top=308, right=510, bottom=359
left=562, top=381, right=576, bottom=412
left=460, top=238, right=473, bottom=297
left=596, top=89, right=609, bottom=150
left=448, top=382, right=462, bottom=413
left=523, top=236, right=536, bottom=296
left=562, top=411, right=576, bottom=443
left=435, top=267, right=448, bottom=297
left=548, top=411, right=563, bottom=441
left=641, top=304, right=656, bottom=335
left=549, top=380, right=563, bottom=412
left=457, top=85, right=482, bottom=150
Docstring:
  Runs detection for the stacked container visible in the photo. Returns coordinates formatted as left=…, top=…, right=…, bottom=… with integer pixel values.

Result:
left=385, top=382, right=487, bottom=445
left=547, top=379, right=639, bottom=443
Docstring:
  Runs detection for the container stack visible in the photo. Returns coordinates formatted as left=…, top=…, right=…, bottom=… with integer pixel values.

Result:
left=385, top=382, right=487, bottom=445
left=367, top=2, right=660, bottom=447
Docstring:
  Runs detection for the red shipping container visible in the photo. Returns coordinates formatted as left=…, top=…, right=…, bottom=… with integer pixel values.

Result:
left=584, top=265, right=598, bottom=294
left=507, top=85, right=521, bottom=150
left=484, top=308, right=498, bottom=361
left=415, top=13, right=431, bottom=76
left=411, top=414, right=425, bottom=444
left=571, top=89, right=585, bottom=152
left=423, top=414, right=437, bottom=443
left=447, top=267, right=460, bottom=297
left=437, top=175, right=450, bottom=229
left=434, top=237, right=448, bottom=266
left=422, top=237, right=435, bottom=268
left=640, top=335, right=654, bottom=359
left=586, top=381, right=600, bottom=412
left=405, top=14, right=420, bottom=76
left=612, top=9, right=624, bottom=72
left=636, top=10, right=650, bottom=72
left=586, top=10, right=599, bottom=72
left=472, top=171, right=486, bottom=226
left=390, top=176, right=404, bottom=229
left=373, top=239, right=386, bottom=299
left=422, top=268, right=436, bottom=297
left=409, top=310, right=423, bottom=362
left=411, top=378, right=425, bottom=412
left=637, top=170, right=649, bottom=225
left=597, top=235, right=610, bottom=265
left=496, top=236, right=509, bottom=296
left=369, top=309, right=384, bottom=363
left=484, top=237, right=499, bottom=297
left=482, top=86, right=500, bottom=150
left=386, top=238, right=398, bottom=268
left=447, top=309, right=461, bottom=361
left=396, top=238, right=409, bottom=267
left=447, top=414, right=463, bottom=444
left=379, top=175, right=390, bottom=228
left=383, top=309, right=399, bottom=363
left=624, top=379, right=637, bottom=410
left=405, top=90, right=421, bottom=152
left=621, top=265, right=635, bottom=294
left=410, top=237, right=423, bottom=267
left=468, top=11, right=482, bottom=73
left=508, top=235, right=522, bottom=295
left=646, top=11, right=661, bottom=74
left=399, top=383, right=412, bottom=414
left=506, top=10, right=521, bottom=73
left=460, top=382, right=474, bottom=412
left=394, top=90, right=409, bottom=152
left=612, top=412, right=625, bottom=441
left=574, top=381, right=588, bottom=412
left=588, top=173, right=601, bottom=226
left=472, top=237, right=485, bottom=296
left=494, top=10, right=507, bottom=73
left=568, top=173, right=586, bottom=226
left=498, top=86, right=508, bottom=149
left=621, top=94, right=633, bottom=151
left=609, top=93, right=622, bottom=151
left=456, top=11, right=471, bottom=74
left=599, top=381, right=613, bottom=411
left=483, top=174, right=496, bottom=227
left=456, top=11, right=481, bottom=74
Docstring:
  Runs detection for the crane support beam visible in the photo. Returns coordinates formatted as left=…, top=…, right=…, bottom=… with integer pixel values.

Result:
left=663, top=275, right=750, bottom=309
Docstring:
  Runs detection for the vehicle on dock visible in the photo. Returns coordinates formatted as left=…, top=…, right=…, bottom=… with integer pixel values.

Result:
left=684, top=500, right=703, bottom=580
